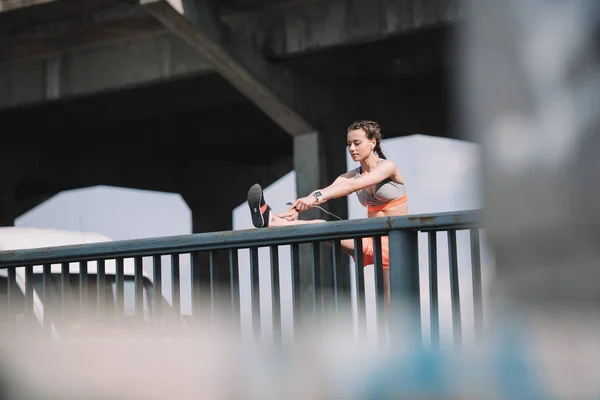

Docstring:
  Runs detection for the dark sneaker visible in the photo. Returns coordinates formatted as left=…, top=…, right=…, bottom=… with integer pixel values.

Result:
left=247, top=184, right=271, bottom=228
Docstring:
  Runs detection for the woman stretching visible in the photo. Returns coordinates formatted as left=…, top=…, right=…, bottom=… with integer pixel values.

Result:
left=247, top=120, right=408, bottom=308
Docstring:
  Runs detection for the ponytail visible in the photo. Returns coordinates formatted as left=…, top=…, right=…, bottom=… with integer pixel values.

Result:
left=375, top=143, right=386, bottom=159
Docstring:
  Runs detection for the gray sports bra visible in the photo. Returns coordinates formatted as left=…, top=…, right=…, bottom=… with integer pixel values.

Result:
left=354, top=159, right=407, bottom=208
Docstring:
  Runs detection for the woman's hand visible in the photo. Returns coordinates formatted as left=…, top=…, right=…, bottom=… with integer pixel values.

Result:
left=277, top=207, right=299, bottom=221
left=290, top=195, right=317, bottom=212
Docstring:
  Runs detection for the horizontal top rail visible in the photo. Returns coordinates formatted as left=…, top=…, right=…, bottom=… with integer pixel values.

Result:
left=0, top=210, right=482, bottom=268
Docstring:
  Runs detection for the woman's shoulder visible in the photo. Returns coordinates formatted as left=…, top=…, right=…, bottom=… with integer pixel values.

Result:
left=341, top=169, right=359, bottom=178
left=377, top=159, right=398, bottom=171
left=378, top=158, right=396, bottom=166
left=378, top=159, right=404, bottom=184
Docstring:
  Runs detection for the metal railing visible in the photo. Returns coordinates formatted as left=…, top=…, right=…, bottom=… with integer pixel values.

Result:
left=0, top=210, right=484, bottom=345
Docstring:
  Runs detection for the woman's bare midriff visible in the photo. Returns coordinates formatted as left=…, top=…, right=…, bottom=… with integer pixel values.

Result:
left=367, top=201, right=408, bottom=219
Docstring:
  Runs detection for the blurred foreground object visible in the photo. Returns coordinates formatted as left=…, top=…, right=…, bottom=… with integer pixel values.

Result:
left=462, top=0, right=600, bottom=397
left=463, top=0, right=600, bottom=303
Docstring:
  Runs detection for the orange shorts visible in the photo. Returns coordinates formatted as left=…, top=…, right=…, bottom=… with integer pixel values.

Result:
left=353, top=236, right=390, bottom=270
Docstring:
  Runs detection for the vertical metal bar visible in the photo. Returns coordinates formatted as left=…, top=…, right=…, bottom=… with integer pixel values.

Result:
left=229, top=249, right=240, bottom=331
left=153, top=255, right=162, bottom=325
left=290, top=243, right=301, bottom=330
left=270, top=245, right=281, bottom=343
left=24, top=266, right=34, bottom=323
left=171, top=254, right=181, bottom=317
left=221, top=249, right=232, bottom=323
left=372, top=235, right=386, bottom=343
left=7, top=267, right=17, bottom=317
left=388, top=230, right=421, bottom=341
left=42, top=263, right=51, bottom=329
left=97, top=259, right=106, bottom=320
left=332, top=239, right=343, bottom=316
left=470, top=228, right=483, bottom=340
left=311, top=241, right=321, bottom=318
left=447, top=229, right=462, bottom=348
left=115, top=257, right=125, bottom=320
left=249, top=247, right=260, bottom=338
left=353, top=238, right=366, bottom=341
left=80, top=261, right=88, bottom=315
left=209, top=250, right=217, bottom=319
left=428, top=232, right=439, bottom=349
left=190, top=252, right=202, bottom=317
left=61, top=262, right=70, bottom=319
left=134, top=256, right=144, bottom=321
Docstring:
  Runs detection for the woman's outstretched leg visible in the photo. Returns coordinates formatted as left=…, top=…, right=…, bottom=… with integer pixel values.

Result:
left=247, top=183, right=356, bottom=253
left=247, top=183, right=327, bottom=228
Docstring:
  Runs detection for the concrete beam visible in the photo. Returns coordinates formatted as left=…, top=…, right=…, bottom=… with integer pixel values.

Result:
left=0, top=32, right=213, bottom=108
left=0, top=0, right=457, bottom=110
left=2, top=0, right=461, bottom=60
left=0, top=0, right=55, bottom=12
left=140, top=0, right=324, bottom=136
left=0, top=1, right=167, bottom=63
left=222, top=0, right=462, bottom=57
left=1, top=0, right=460, bottom=64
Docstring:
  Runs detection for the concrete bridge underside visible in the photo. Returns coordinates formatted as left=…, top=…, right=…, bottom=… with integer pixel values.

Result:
left=0, top=0, right=459, bottom=302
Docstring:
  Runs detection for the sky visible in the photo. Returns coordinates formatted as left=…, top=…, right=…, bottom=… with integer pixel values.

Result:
left=15, top=134, right=492, bottom=346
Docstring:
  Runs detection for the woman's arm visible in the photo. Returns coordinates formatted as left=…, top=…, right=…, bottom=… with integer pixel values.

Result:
left=278, top=170, right=355, bottom=219
left=322, top=170, right=355, bottom=190
left=291, top=162, right=398, bottom=211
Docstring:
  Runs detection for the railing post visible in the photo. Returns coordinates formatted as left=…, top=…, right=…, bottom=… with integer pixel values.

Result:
left=97, top=259, right=106, bottom=321
left=428, top=232, right=440, bottom=349
left=171, top=254, right=181, bottom=318
left=290, top=243, right=301, bottom=336
left=353, top=237, right=366, bottom=343
left=269, top=245, right=281, bottom=344
left=228, top=249, right=240, bottom=334
left=470, top=229, right=483, bottom=341
left=249, top=246, right=261, bottom=340
left=134, top=256, right=144, bottom=323
left=115, top=257, right=125, bottom=322
left=152, top=255, right=162, bottom=327
left=372, top=236, right=387, bottom=345
left=332, top=239, right=350, bottom=323
left=447, top=229, right=462, bottom=348
left=388, top=229, right=421, bottom=343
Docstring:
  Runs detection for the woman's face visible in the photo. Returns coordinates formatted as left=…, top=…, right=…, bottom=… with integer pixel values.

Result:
left=347, top=128, right=375, bottom=162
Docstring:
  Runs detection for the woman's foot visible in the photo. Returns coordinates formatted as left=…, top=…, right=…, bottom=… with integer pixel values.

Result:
left=247, top=184, right=271, bottom=228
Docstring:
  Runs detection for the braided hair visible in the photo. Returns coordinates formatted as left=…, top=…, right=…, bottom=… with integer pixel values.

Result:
left=347, top=120, right=386, bottom=159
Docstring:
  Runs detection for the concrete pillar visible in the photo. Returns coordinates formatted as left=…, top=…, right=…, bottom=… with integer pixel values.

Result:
left=183, top=193, right=236, bottom=319
left=0, top=208, right=15, bottom=227
left=293, top=122, right=349, bottom=222
left=0, top=187, right=16, bottom=227
left=293, top=120, right=350, bottom=323
left=190, top=205, right=232, bottom=234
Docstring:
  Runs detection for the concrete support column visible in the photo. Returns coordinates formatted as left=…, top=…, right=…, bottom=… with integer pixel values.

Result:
left=0, top=187, right=16, bottom=227
left=293, top=132, right=322, bottom=220
left=184, top=193, right=236, bottom=319
left=190, top=206, right=232, bottom=234
left=0, top=205, right=16, bottom=226
left=293, top=123, right=349, bottom=222
left=293, top=121, right=350, bottom=324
